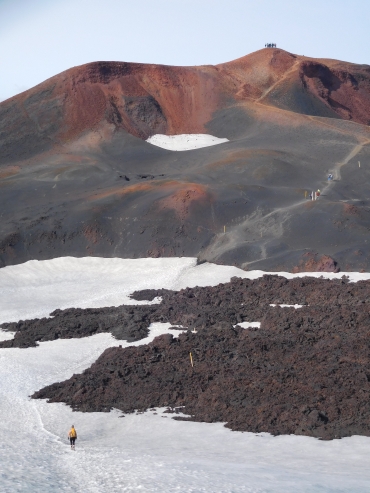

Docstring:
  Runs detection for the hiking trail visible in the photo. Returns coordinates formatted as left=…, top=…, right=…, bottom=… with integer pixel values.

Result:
left=257, top=60, right=300, bottom=102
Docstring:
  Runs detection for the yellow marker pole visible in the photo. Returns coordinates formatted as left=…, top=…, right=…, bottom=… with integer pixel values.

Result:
left=305, top=191, right=307, bottom=198
left=189, top=352, right=194, bottom=368
left=359, top=161, right=361, bottom=168
left=224, top=225, right=226, bottom=233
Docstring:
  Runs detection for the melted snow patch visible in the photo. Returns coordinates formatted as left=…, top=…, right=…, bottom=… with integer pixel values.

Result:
left=140, top=322, right=186, bottom=341
left=270, top=304, right=304, bottom=309
left=236, top=321, right=261, bottom=329
left=0, top=329, right=15, bottom=341
left=146, top=134, right=229, bottom=151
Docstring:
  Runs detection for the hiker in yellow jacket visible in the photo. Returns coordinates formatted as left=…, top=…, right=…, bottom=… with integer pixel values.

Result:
left=68, top=425, right=77, bottom=450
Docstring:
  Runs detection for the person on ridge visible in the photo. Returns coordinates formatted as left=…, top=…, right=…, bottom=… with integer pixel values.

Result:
left=68, top=425, right=77, bottom=450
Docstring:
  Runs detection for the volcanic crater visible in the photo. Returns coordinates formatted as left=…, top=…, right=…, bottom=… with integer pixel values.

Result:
left=1, top=48, right=370, bottom=271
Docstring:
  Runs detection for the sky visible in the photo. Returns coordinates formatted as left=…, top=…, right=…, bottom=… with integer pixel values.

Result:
left=1, top=0, right=369, bottom=102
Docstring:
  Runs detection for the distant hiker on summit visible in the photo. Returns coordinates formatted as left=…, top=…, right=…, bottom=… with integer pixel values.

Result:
left=68, top=425, right=77, bottom=450
left=265, top=43, right=277, bottom=48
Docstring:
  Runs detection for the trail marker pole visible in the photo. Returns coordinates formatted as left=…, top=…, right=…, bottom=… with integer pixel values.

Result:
left=359, top=161, right=361, bottom=168
left=224, top=225, right=226, bottom=233
left=189, top=352, right=194, bottom=368
left=305, top=191, right=307, bottom=198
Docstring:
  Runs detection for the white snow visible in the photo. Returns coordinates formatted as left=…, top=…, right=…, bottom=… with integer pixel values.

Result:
left=0, top=329, right=15, bottom=341
left=146, top=134, right=229, bottom=151
left=251, top=269, right=370, bottom=283
left=0, top=257, right=366, bottom=325
left=235, top=321, right=261, bottom=329
left=1, top=256, right=370, bottom=492
left=0, top=257, right=192, bottom=324
left=270, top=304, right=304, bottom=309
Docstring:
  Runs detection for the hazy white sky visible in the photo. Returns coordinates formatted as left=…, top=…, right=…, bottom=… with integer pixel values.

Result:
left=1, top=0, right=369, bottom=102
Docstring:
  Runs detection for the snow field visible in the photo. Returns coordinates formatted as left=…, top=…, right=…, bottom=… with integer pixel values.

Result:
left=1, top=256, right=367, bottom=326
left=146, top=134, right=229, bottom=151
left=1, top=332, right=370, bottom=493
left=1, top=257, right=370, bottom=492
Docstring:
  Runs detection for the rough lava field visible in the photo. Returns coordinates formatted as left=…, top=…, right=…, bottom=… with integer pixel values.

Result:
left=27, top=273, right=370, bottom=441
left=1, top=47, right=370, bottom=492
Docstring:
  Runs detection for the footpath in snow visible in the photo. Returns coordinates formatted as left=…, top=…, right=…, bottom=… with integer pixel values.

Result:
left=1, top=257, right=370, bottom=492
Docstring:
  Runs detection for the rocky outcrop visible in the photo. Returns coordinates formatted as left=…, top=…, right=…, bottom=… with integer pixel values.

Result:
left=293, top=253, right=340, bottom=273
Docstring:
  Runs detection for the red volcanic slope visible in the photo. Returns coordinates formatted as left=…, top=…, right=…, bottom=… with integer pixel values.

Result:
left=218, top=50, right=370, bottom=124
left=2, top=48, right=370, bottom=148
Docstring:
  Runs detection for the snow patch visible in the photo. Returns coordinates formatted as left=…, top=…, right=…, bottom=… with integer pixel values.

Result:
left=0, top=257, right=369, bottom=325
left=270, top=304, right=304, bottom=309
left=0, top=257, right=198, bottom=324
left=235, top=321, right=261, bottom=329
left=146, top=134, right=229, bottom=151
left=0, top=329, right=15, bottom=341
left=140, top=322, right=186, bottom=341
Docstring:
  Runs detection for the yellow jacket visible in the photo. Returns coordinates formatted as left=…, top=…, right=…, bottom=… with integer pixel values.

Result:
left=68, top=427, right=77, bottom=438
